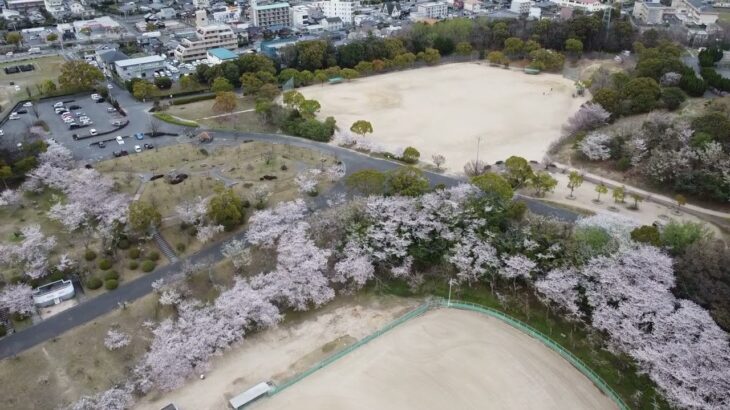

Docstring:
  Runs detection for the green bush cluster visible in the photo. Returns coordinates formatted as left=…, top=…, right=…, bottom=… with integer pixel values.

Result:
left=98, top=259, right=112, bottom=270
left=84, top=250, right=97, bottom=261
left=104, top=279, right=119, bottom=290
left=86, top=277, right=103, bottom=290
left=141, top=260, right=156, bottom=272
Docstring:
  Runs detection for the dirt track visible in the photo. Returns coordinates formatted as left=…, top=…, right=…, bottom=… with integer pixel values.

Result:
left=300, top=62, right=587, bottom=173
left=251, top=308, right=617, bottom=410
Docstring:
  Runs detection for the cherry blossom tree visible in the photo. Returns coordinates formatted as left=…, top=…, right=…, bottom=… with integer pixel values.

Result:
left=448, top=230, right=500, bottom=284
left=104, top=329, right=131, bottom=351
left=0, top=189, right=21, bottom=207
left=500, top=254, right=537, bottom=290
left=196, top=224, right=224, bottom=244
left=0, top=224, right=56, bottom=279
left=175, top=196, right=208, bottom=225
left=534, top=268, right=581, bottom=318
left=245, top=199, right=307, bottom=247
left=39, top=140, right=74, bottom=169
left=332, top=241, right=374, bottom=290
left=295, top=169, right=321, bottom=195
left=0, top=283, right=34, bottom=315
left=221, top=239, right=251, bottom=272
left=579, top=132, right=613, bottom=161
left=251, top=222, right=333, bottom=310
left=68, top=385, right=135, bottom=410
left=563, top=102, right=610, bottom=135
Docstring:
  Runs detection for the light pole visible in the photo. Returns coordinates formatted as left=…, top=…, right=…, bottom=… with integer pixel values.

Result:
left=447, top=278, right=455, bottom=307
left=475, top=136, right=482, bottom=164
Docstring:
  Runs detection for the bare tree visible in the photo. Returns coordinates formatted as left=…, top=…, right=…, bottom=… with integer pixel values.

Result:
left=463, top=159, right=488, bottom=177
left=431, top=154, right=445, bottom=170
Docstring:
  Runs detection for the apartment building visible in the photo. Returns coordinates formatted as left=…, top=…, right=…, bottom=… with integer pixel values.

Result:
left=315, top=0, right=359, bottom=24
left=416, top=1, right=447, bottom=18
left=251, top=1, right=292, bottom=28
left=174, top=10, right=237, bottom=62
left=510, top=0, right=531, bottom=14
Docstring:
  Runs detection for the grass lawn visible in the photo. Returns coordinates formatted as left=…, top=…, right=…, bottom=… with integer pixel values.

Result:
left=0, top=55, right=66, bottom=116
left=719, top=10, right=730, bottom=24
left=165, top=96, right=255, bottom=121
left=164, top=96, right=276, bottom=133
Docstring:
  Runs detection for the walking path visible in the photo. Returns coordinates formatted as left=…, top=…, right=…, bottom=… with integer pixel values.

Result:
left=196, top=108, right=255, bottom=121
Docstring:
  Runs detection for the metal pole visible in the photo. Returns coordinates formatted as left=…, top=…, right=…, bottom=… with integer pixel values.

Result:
left=476, top=136, right=481, bottom=164
left=447, top=279, right=453, bottom=307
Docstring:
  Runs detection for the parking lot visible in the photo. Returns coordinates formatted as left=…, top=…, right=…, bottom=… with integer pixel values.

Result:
left=0, top=91, right=190, bottom=163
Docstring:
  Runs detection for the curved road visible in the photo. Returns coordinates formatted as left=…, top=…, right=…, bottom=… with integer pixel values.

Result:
left=0, top=130, right=577, bottom=360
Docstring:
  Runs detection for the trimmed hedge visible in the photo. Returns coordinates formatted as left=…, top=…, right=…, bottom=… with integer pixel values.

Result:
left=176, top=243, right=186, bottom=252
left=170, top=93, right=215, bottom=105
left=153, top=112, right=199, bottom=127
left=128, top=248, right=140, bottom=259
left=84, top=250, right=97, bottom=261
left=128, top=260, right=139, bottom=270
left=104, top=270, right=119, bottom=281
left=147, top=251, right=160, bottom=261
left=98, top=259, right=112, bottom=270
left=141, top=260, right=156, bottom=272
left=104, top=279, right=119, bottom=290
left=86, top=277, right=103, bottom=290
left=117, top=239, right=130, bottom=250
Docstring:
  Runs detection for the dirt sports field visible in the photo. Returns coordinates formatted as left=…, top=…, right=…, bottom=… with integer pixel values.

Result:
left=251, top=308, right=616, bottom=410
left=300, top=62, right=587, bottom=173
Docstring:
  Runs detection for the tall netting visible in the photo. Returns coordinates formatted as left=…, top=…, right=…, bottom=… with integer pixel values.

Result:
left=282, top=77, right=295, bottom=91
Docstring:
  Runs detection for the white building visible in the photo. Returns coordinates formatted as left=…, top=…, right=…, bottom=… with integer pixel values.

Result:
left=174, top=11, right=237, bottom=62
left=212, top=6, right=242, bottom=24
left=193, top=0, right=209, bottom=9
left=510, top=0, right=531, bottom=14
left=5, top=0, right=44, bottom=12
left=633, top=1, right=671, bottom=25
left=44, top=0, right=65, bottom=19
left=315, top=0, right=359, bottom=24
left=114, top=55, right=167, bottom=80
left=416, top=1, right=448, bottom=19
left=671, top=0, right=719, bottom=25
left=290, top=4, right=312, bottom=27
left=251, top=1, right=292, bottom=28
left=321, top=16, right=344, bottom=30
left=550, top=0, right=610, bottom=12
left=32, top=280, right=75, bottom=308
left=463, top=0, right=481, bottom=12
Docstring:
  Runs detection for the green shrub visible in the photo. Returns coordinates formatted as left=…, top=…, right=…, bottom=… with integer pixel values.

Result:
left=170, top=93, right=215, bottom=105
left=117, top=239, right=130, bottom=250
left=105, top=279, right=119, bottom=290
left=401, top=147, right=420, bottom=164
left=9, top=275, right=24, bottom=284
left=141, top=260, right=156, bottom=272
left=176, top=243, right=186, bottom=252
left=128, top=248, right=140, bottom=259
left=0, top=324, right=6, bottom=337
left=147, top=251, right=160, bottom=261
left=86, top=277, right=103, bottom=290
left=104, top=270, right=119, bottom=281
left=48, top=270, right=65, bottom=282
left=84, top=250, right=97, bottom=261
left=98, top=259, right=112, bottom=270
left=616, top=157, right=632, bottom=171
left=661, top=221, right=710, bottom=254
left=631, top=225, right=661, bottom=246
left=128, top=260, right=139, bottom=270
left=152, top=112, right=199, bottom=127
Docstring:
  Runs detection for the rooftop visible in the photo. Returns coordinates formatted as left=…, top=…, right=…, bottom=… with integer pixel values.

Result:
left=253, top=2, right=290, bottom=10
left=208, top=47, right=238, bottom=60
left=115, top=55, right=166, bottom=67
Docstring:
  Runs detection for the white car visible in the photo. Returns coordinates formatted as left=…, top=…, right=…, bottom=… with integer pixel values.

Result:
left=107, top=84, right=113, bottom=89
left=116, top=136, right=124, bottom=145
left=0, top=129, right=4, bottom=136
left=22, top=101, right=32, bottom=107
left=165, top=70, right=172, bottom=77
left=134, top=145, right=142, bottom=153
left=53, top=102, right=64, bottom=108
left=89, top=128, right=98, bottom=136
left=9, top=113, right=20, bottom=120
left=14, top=85, right=20, bottom=91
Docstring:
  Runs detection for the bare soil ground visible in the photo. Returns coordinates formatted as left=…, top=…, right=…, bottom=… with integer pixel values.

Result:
left=299, top=62, right=587, bottom=172
left=0, top=56, right=66, bottom=116
left=250, top=308, right=617, bottom=410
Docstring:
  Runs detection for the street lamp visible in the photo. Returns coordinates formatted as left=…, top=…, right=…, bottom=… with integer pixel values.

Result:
left=447, top=278, right=455, bottom=307
left=475, top=136, right=482, bottom=164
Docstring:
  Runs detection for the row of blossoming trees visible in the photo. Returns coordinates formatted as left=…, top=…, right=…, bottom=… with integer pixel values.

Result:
left=68, top=177, right=729, bottom=409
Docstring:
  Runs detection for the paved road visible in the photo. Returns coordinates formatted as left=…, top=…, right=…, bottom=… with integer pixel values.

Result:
left=0, top=129, right=577, bottom=360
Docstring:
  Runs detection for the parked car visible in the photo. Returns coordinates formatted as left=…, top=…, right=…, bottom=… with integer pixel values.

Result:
left=53, top=102, right=64, bottom=108
left=96, top=98, right=105, bottom=103
left=69, top=123, right=81, bottom=129
left=134, top=145, right=142, bottom=153
left=107, top=84, right=113, bottom=89
left=143, top=143, right=154, bottom=149
left=22, top=101, right=32, bottom=107
left=116, top=135, right=124, bottom=145
left=89, top=128, right=98, bottom=136
left=113, top=150, right=129, bottom=157
left=55, top=108, right=67, bottom=114
left=9, top=113, right=20, bottom=120
left=0, top=129, right=4, bottom=136
left=135, top=133, right=144, bottom=140
left=111, top=120, right=122, bottom=126
left=99, top=141, right=105, bottom=148
left=68, top=104, right=81, bottom=110
left=16, top=109, right=27, bottom=114
left=107, top=107, right=116, bottom=113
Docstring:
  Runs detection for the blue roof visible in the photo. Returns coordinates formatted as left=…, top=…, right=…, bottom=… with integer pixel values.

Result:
left=208, top=48, right=238, bottom=60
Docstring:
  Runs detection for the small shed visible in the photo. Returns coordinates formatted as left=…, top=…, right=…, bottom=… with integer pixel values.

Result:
left=228, top=382, right=273, bottom=409
left=523, top=67, right=540, bottom=75
left=328, top=76, right=343, bottom=84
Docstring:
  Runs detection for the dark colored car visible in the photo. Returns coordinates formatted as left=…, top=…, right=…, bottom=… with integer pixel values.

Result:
left=99, top=141, right=105, bottom=148
left=16, top=109, right=27, bottom=114
left=143, top=143, right=154, bottom=149
left=112, top=150, right=128, bottom=157
left=95, top=98, right=105, bottom=103
left=69, top=104, right=81, bottom=110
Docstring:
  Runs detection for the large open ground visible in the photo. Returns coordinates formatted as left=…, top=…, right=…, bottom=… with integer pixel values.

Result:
left=300, top=62, right=587, bottom=172
left=251, top=308, right=616, bottom=410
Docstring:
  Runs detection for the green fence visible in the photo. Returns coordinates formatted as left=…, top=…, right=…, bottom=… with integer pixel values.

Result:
left=265, top=299, right=628, bottom=410
left=267, top=302, right=432, bottom=396
left=440, top=299, right=629, bottom=410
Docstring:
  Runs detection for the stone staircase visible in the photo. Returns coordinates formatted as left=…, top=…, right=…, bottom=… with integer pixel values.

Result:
left=152, top=230, right=178, bottom=262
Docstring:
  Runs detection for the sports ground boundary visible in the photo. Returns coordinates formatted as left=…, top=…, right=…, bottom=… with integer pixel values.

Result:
left=264, top=298, right=629, bottom=410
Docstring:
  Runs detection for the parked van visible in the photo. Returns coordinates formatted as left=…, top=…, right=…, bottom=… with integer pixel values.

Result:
left=28, top=47, right=41, bottom=54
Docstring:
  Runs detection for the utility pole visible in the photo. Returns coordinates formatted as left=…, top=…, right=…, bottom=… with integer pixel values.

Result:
left=475, top=136, right=481, bottom=164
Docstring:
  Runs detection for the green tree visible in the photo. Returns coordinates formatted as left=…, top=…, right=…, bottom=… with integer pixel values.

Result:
left=179, top=75, right=198, bottom=90
left=661, top=221, right=710, bottom=254
left=504, top=156, right=534, bottom=188
left=691, top=112, right=730, bottom=142
left=256, top=70, right=277, bottom=84
left=237, top=53, right=276, bottom=74
left=295, top=40, right=328, bottom=71
left=660, top=87, right=686, bottom=111
left=354, top=61, right=373, bottom=75
left=132, top=81, right=156, bottom=101
left=592, top=88, right=621, bottom=114
left=401, top=147, right=420, bottom=164
left=212, top=91, right=238, bottom=118
left=529, top=171, right=557, bottom=197
left=567, top=170, right=583, bottom=198
left=487, top=51, right=507, bottom=66
left=5, top=32, right=21, bottom=47
left=0, top=165, right=12, bottom=189
left=630, top=225, right=661, bottom=246
left=46, top=33, right=58, bottom=42
left=612, top=185, right=626, bottom=203
left=623, top=77, right=661, bottom=114
left=350, top=120, right=373, bottom=136
left=565, top=38, right=583, bottom=58
left=298, top=99, right=321, bottom=118
left=595, top=183, right=608, bottom=202
left=58, top=61, right=104, bottom=91
left=630, top=192, right=643, bottom=209
left=154, top=77, right=172, bottom=89
left=417, top=48, right=440, bottom=65
left=341, top=68, right=359, bottom=81
left=524, top=40, right=541, bottom=54
left=386, top=167, right=430, bottom=197
left=207, top=188, right=246, bottom=230
left=278, top=68, right=301, bottom=86
left=503, top=37, right=524, bottom=59
left=211, top=77, right=233, bottom=93
left=675, top=194, right=687, bottom=212
left=529, top=49, right=565, bottom=72
left=471, top=172, right=513, bottom=202
left=345, top=169, right=386, bottom=195
left=455, top=42, right=473, bottom=57
left=240, top=73, right=263, bottom=95
left=127, top=201, right=161, bottom=234
left=314, top=70, right=329, bottom=85
left=256, top=83, right=280, bottom=101
left=40, top=79, right=57, bottom=95
left=393, top=52, right=416, bottom=68
left=283, top=90, right=305, bottom=109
